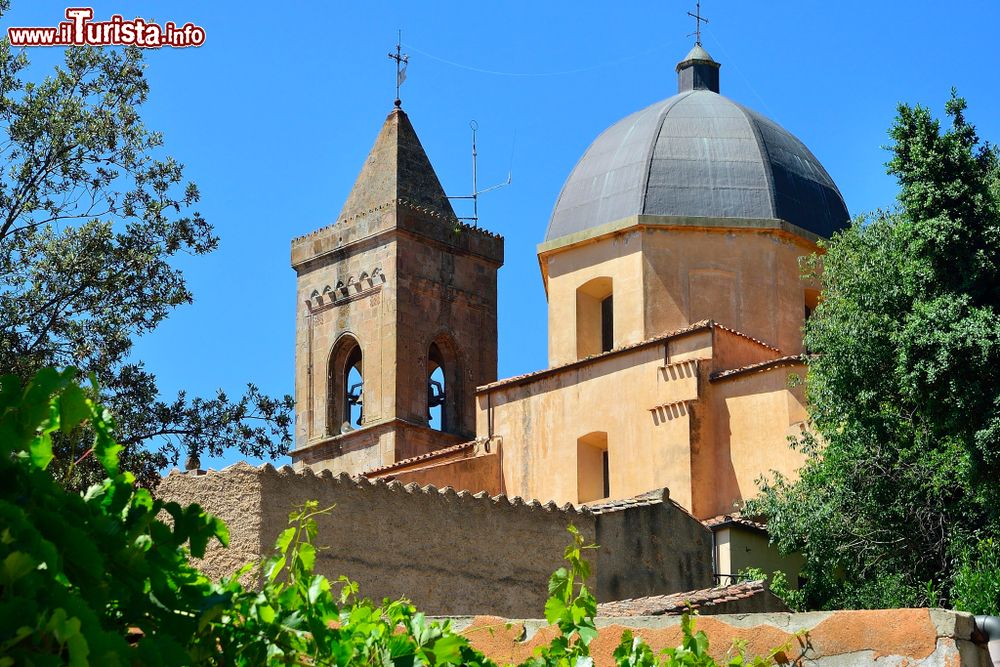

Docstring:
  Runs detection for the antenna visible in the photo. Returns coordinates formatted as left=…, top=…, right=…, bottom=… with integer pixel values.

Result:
left=447, top=120, right=512, bottom=226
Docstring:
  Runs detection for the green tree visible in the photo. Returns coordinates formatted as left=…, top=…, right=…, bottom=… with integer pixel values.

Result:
left=748, top=91, right=1000, bottom=610
left=0, top=4, right=292, bottom=488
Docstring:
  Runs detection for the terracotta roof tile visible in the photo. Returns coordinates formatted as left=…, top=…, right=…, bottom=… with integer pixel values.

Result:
left=596, top=581, right=769, bottom=617
left=585, top=492, right=669, bottom=514
left=709, top=355, right=806, bottom=382
left=585, top=488, right=707, bottom=528
left=701, top=512, right=768, bottom=532
left=361, top=440, right=477, bottom=477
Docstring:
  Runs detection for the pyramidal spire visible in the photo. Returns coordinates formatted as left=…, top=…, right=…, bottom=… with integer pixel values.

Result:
left=337, top=108, right=456, bottom=222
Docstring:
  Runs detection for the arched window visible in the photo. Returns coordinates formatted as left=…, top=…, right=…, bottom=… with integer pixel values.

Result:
left=426, top=338, right=460, bottom=434
left=577, top=431, right=610, bottom=503
left=328, top=335, right=363, bottom=435
left=427, top=343, right=446, bottom=430
left=576, top=277, right=613, bottom=359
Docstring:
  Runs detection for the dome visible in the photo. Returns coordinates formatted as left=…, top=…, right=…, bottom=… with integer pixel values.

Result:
left=546, top=50, right=849, bottom=243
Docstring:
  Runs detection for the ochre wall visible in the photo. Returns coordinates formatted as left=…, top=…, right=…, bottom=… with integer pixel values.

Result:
left=541, top=226, right=819, bottom=365
left=385, top=450, right=502, bottom=496
left=695, top=366, right=808, bottom=519
left=478, top=332, right=713, bottom=511
left=640, top=227, right=814, bottom=355
left=476, top=328, right=810, bottom=519
left=544, top=229, right=645, bottom=366
left=710, top=326, right=781, bottom=372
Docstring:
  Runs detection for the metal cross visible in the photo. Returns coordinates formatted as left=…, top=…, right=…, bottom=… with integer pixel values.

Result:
left=687, top=1, right=709, bottom=46
left=388, top=30, right=409, bottom=108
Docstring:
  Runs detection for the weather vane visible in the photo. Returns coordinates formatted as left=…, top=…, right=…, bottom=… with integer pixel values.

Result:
left=687, top=1, right=708, bottom=46
left=388, top=29, right=409, bottom=108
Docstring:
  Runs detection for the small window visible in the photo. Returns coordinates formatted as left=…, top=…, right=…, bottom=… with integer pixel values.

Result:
left=803, top=288, right=820, bottom=354
left=576, top=277, right=613, bottom=359
left=577, top=431, right=610, bottom=503
left=601, top=295, right=614, bottom=353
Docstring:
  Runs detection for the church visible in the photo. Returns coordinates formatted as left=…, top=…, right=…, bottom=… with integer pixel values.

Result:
left=285, top=40, right=849, bottom=583
left=162, top=36, right=853, bottom=614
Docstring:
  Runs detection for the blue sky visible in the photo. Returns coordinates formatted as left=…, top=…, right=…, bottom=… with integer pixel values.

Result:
left=5, top=1, right=1000, bottom=470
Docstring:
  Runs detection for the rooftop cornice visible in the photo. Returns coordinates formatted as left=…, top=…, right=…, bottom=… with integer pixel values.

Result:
left=537, top=214, right=823, bottom=258
left=291, top=197, right=503, bottom=246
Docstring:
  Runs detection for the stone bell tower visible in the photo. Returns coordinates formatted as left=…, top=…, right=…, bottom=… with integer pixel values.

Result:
left=290, top=106, right=504, bottom=475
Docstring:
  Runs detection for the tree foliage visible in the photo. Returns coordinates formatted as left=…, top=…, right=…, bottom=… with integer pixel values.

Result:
left=1, top=367, right=781, bottom=666
left=748, top=92, right=1000, bottom=610
left=0, top=10, right=292, bottom=488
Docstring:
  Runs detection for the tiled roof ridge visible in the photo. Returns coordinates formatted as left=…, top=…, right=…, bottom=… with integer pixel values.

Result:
left=586, top=488, right=669, bottom=514
left=477, top=320, right=780, bottom=393
left=291, top=197, right=504, bottom=244
left=702, top=511, right=768, bottom=532
left=712, top=322, right=781, bottom=353
left=709, top=354, right=805, bottom=382
left=166, top=461, right=588, bottom=515
left=585, top=488, right=704, bottom=526
left=478, top=321, right=714, bottom=392
left=362, top=440, right=478, bottom=476
left=595, top=580, right=768, bottom=617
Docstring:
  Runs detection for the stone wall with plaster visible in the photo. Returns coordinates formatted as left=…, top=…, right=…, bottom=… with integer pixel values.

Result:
left=590, top=491, right=714, bottom=602
left=450, top=608, right=990, bottom=666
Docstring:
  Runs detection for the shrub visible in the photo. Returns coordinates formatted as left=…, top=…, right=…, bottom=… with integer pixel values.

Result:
left=951, top=538, right=1000, bottom=616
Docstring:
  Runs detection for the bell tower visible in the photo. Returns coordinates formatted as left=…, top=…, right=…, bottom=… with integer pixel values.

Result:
left=290, top=107, right=504, bottom=475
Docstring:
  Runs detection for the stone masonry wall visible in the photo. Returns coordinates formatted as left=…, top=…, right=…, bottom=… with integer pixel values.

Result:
left=157, top=463, right=715, bottom=618
left=159, top=462, right=593, bottom=617
left=257, top=464, right=579, bottom=617
left=393, top=229, right=499, bottom=437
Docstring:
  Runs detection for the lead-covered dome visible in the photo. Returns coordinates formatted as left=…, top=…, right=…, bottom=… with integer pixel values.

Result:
left=546, top=46, right=849, bottom=243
